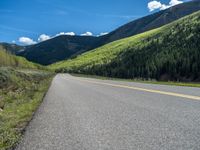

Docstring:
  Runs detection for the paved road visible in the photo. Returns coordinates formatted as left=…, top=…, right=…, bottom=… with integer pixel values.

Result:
left=16, top=74, right=200, bottom=150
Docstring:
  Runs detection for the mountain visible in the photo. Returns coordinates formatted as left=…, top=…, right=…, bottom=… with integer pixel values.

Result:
left=0, top=42, right=24, bottom=54
left=18, top=36, right=102, bottom=65
left=19, top=0, right=200, bottom=65
left=50, top=11, right=200, bottom=82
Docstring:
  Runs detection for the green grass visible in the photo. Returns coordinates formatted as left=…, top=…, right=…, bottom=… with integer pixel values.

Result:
left=0, top=67, right=54, bottom=150
left=50, top=11, right=200, bottom=82
left=71, top=73, right=200, bottom=88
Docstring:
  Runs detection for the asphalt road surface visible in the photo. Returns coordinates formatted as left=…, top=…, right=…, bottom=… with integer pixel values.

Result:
left=16, top=74, right=200, bottom=150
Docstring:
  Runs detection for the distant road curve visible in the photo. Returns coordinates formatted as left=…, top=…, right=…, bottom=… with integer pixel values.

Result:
left=16, top=74, right=200, bottom=150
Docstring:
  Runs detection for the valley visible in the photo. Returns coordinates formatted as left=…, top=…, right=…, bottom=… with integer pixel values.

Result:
left=0, top=0, right=200, bottom=149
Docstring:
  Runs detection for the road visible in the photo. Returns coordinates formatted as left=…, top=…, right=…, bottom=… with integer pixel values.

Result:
left=16, top=74, right=200, bottom=150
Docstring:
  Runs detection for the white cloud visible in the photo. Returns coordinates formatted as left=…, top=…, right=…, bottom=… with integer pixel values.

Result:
left=99, top=32, right=109, bottom=36
left=18, top=37, right=37, bottom=45
left=56, top=32, right=65, bottom=36
left=148, top=1, right=162, bottom=12
left=160, top=4, right=170, bottom=10
left=56, top=32, right=75, bottom=36
left=12, top=40, right=16, bottom=43
left=38, top=34, right=50, bottom=42
left=81, top=32, right=93, bottom=36
left=65, top=32, right=75, bottom=36
left=148, top=0, right=183, bottom=12
left=169, top=0, right=183, bottom=6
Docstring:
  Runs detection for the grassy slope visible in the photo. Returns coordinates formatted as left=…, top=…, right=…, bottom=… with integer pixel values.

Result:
left=0, top=47, right=54, bottom=149
left=0, top=68, right=53, bottom=149
left=50, top=11, right=200, bottom=82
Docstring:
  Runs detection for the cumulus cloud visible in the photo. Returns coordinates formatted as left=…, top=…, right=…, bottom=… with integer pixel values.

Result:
left=81, top=32, right=93, bottom=36
left=56, top=32, right=75, bottom=36
left=18, top=32, right=76, bottom=45
left=65, top=32, right=75, bottom=36
left=99, top=32, right=109, bottom=36
left=148, top=1, right=162, bottom=12
left=160, top=4, right=170, bottom=10
left=148, top=0, right=183, bottom=12
left=38, top=34, right=50, bottom=42
left=19, top=37, right=37, bottom=45
left=169, top=0, right=183, bottom=6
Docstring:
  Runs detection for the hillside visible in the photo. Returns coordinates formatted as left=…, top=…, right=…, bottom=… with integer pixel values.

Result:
left=0, top=46, right=43, bottom=69
left=50, top=11, right=200, bottom=82
left=18, top=0, right=200, bottom=65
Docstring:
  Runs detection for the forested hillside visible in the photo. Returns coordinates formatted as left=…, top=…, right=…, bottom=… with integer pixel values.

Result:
left=50, top=11, right=200, bottom=82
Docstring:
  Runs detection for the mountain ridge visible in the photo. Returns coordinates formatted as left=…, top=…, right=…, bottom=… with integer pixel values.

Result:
left=102, top=0, right=200, bottom=43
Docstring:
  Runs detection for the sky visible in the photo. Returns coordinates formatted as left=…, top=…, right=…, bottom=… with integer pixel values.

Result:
left=0, top=0, right=189, bottom=45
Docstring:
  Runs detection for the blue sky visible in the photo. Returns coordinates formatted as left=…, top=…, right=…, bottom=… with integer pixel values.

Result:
left=0, top=0, right=189, bottom=45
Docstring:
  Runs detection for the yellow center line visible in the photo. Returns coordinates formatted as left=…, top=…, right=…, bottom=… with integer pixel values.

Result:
left=61, top=75, right=200, bottom=101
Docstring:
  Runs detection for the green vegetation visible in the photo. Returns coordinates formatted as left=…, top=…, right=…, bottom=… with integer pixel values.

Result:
left=50, top=11, right=200, bottom=82
left=0, top=47, right=54, bottom=149
left=0, top=67, right=53, bottom=149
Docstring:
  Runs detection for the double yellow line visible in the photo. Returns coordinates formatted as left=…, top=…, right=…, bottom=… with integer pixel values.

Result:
left=63, top=75, right=200, bottom=101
